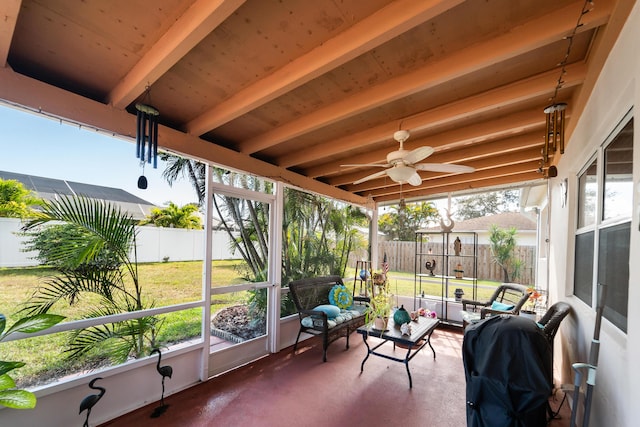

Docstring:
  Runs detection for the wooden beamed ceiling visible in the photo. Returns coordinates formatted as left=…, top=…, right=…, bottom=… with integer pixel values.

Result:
left=0, top=0, right=633, bottom=207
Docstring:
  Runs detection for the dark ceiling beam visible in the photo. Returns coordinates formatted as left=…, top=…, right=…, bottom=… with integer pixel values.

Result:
left=0, top=66, right=367, bottom=207
left=343, top=146, right=544, bottom=194
left=107, top=0, right=245, bottom=109
left=237, top=0, right=611, bottom=155
left=329, top=133, right=543, bottom=187
left=185, top=0, right=464, bottom=136
left=278, top=62, right=586, bottom=168
left=373, top=171, right=544, bottom=203
left=370, top=163, right=541, bottom=202
left=344, top=149, right=543, bottom=195
left=309, top=109, right=550, bottom=180
left=0, top=0, right=21, bottom=68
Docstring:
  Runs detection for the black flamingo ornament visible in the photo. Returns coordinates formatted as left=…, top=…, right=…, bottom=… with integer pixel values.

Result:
left=79, top=377, right=105, bottom=427
left=150, top=348, right=172, bottom=418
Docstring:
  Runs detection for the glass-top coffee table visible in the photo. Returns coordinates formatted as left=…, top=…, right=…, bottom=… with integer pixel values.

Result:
left=356, top=316, right=439, bottom=388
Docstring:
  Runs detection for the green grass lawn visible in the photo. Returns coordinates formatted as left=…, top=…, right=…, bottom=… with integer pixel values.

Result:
left=344, top=268, right=501, bottom=301
left=0, top=260, right=247, bottom=387
left=1, top=262, right=501, bottom=387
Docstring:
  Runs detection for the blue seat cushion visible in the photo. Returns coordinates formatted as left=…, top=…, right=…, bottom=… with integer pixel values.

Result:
left=313, top=304, right=341, bottom=319
left=491, top=301, right=515, bottom=311
left=461, top=311, right=481, bottom=324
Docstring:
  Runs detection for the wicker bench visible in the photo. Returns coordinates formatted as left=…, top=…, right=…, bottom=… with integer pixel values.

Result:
left=289, top=275, right=369, bottom=362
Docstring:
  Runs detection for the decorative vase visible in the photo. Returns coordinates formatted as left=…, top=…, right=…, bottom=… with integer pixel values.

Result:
left=373, top=316, right=388, bottom=330
left=393, top=305, right=411, bottom=325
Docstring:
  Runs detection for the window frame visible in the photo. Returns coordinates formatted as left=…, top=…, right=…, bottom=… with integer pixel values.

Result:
left=573, top=110, right=633, bottom=332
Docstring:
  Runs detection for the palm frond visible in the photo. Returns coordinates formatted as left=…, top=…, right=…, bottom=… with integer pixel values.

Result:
left=65, top=324, right=133, bottom=362
left=22, top=195, right=135, bottom=267
left=20, top=269, right=127, bottom=316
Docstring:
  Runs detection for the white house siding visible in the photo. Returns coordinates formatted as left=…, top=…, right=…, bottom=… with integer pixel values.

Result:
left=549, top=3, right=639, bottom=426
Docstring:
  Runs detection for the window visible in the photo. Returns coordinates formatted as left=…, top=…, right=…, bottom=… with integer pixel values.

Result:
left=574, top=231, right=594, bottom=306
left=574, top=113, right=633, bottom=332
left=578, top=158, right=598, bottom=228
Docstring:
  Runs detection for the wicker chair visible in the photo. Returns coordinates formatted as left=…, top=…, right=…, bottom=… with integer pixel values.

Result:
left=460, top=283, right=532, bottom=329
left=538, top=301, right=571, bottom=344
left=539, top=301, right=571, bottom=420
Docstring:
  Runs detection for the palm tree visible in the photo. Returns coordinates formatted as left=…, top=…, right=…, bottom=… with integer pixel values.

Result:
left=158, top=155, right=369, bottom=318
left=20, top=195, right=159, bottom=362
left=488, top=225, right=520, bottom=283
left=160, top=154, right=207, bottom=206
left=140, top=202, right=202, bottom=229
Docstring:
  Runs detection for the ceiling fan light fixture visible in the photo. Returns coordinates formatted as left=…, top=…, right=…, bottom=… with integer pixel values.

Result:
left=393, top=130, right=410, bottom=143
left=387, top=164, right=416, bottom=183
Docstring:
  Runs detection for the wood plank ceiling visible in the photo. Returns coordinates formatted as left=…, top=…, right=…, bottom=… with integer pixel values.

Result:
left=0, top=0, right=632, bottom=206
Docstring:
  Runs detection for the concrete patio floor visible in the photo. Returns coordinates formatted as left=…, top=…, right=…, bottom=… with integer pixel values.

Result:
left=101, top=327, right=572, bottom=426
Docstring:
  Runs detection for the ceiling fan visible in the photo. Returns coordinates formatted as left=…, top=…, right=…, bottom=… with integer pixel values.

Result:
left=343, top=130, right=475, bottom=186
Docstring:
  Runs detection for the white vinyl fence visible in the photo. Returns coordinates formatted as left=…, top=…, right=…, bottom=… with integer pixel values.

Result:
left=0, top=218, right=241, bottom=267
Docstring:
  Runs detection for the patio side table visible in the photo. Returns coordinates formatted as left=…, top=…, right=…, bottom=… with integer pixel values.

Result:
left=357, top=316, right=439, bottom=388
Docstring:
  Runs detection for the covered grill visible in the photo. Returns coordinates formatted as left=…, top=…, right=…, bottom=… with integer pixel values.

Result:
left=462, top=315, right=552, bottom=427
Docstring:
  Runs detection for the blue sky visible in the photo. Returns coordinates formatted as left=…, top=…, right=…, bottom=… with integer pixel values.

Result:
left=0, top=104, right=198, bottom=207
left=0, top=102, right=464, bottom=214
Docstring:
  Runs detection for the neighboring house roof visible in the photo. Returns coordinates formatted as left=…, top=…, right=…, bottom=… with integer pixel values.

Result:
left=0, top=170, right=156, bottom=221
left=420, top=212, right=536, bottom=233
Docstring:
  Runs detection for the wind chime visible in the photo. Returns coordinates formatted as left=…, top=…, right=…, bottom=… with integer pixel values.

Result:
left=135, top=100, right=160, bottom=189
left=543, top=102, right=566, bottom=164
left=540, top=0, right=592, bottom=178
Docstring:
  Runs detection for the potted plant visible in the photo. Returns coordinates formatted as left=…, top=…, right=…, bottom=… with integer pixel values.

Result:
left=521, top=287, right=542, bottom=319
left=365, top=272, right=393, bottom=330
left=365, top=293, right=393, bottom=330
left=0, top=313, right=65, bottom=409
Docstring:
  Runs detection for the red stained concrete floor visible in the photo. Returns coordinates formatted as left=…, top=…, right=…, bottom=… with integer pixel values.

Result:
left=101, top=327, right=571, bottom=426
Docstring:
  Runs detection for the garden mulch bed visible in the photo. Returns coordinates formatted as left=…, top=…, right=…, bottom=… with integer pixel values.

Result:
left=211, top=305, right=266, bottom=343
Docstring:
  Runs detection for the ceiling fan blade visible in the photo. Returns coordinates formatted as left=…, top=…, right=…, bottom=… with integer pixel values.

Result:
left=415, top=163, right=475, bottom=173
left=407, top=171, right=422, bottom=186
left=341, top=163, right=388, bottom=168
left=353, top=170, right=389, bottom=185
left=403, top=146, right=434, bottom=164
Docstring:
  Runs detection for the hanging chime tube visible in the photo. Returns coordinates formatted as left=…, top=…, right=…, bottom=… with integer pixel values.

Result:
left=543, top=103, right=567, bottom=163
left=543, top=107, right=551, bottom=164
left=551, top=109, right=558, bottom=152
left=136, top=109, right=142, bottom=160
left=559, top=107, right=566, bottom=154
left=152, top=116, right=159, bottom=168
left=147, top=112, right=154, bottom=164
left=135, top=103, right=160, bottom=168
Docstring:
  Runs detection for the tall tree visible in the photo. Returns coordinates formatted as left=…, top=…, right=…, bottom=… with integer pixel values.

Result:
left=0, top=179, right=41, bottom=218
left=378, top=202, right=439, bottom=241
left=454, top=190, right=519, bottom=220
left=488, top=224, right=521, bottom=282
left=160, top=154, right=207, bottom=206
left=159, top=154, right=368, bottom=286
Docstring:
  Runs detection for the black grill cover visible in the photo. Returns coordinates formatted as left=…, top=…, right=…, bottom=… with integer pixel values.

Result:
left=462, top=315, right=552, bottom=427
